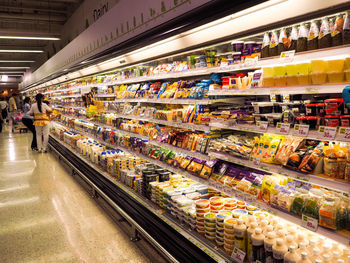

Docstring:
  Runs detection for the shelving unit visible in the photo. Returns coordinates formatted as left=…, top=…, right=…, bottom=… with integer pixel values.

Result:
left=51, top=121, right=350, bottom=246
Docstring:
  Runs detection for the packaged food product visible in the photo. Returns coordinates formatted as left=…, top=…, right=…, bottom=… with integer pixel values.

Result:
left=311, top=72, right=327, bottom=84
left=269, top=30, right=279, bottom=56
left=233, top=219, right=247, bottom=252
left=299, top=142, right=324, bottom=173
left=344, top=11, right=350, bottom=45
left=278, top=28, right=288, bottom=55
left=284, top=245, right=301, bottom=263
left=195, top=199, right=210, bottom=209
left=289, top=26, right=298, bottom=51
left=332, top=15, right=344, bottom=46
left=319, top=17, right=332, bottom=48
left=274, top=136, right=304, bottom=165
left=261, top=33, right=270, bottom=58
left=301, top=188, right=323, bottom=220
left=297, top=24, right=308, bottom=52
left=290, top=188, right=308, bottom=216
left=307, top=20, right=319, bottom=50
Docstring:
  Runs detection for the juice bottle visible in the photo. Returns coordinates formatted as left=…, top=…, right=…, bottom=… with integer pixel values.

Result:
left=310, top=248, right=322, bottom=263
left=297, top=252, right=311, bottom=263
left=265, top=232, right=276, bottom=263
left=233, top=218, right=247, bottom=252
left=264, top=225, right=274, bottom=236
left=296, top=233, right=308, bottom=246
left=277, top=229, right=287, bottom=240
left=246, top=214, right=257, bottom=227
left=260, top=219, right=269, bottom=231
left=251, top=228, right=265, bottom=263
left=275, top=223, right=285, bottom=232
left=284, top=245, right=301, bottom=263
left=322, top=254, right=332, bottom=262
left=272, top=238, right=288, bottom=263
left=287, top=227, right=298, bottom=238
left=297, top=243, right=308, bottom=256
left=285, top=235, right=298, bottom=249
left=306, top=239, right=318, bottom=256
left=247, top=222, right=258, bottom=261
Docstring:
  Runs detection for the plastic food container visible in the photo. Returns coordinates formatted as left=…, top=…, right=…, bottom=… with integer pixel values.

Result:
left=205, top=234, right=216, bottom=241
left=204, top=213, right=217, bottom=222
left=325, top=115, right=340, bottom=127
left=196, top=225, right=205, bottom=231
left=216, top=228, right=224, bottom=234
left=197, top=229, right=205, bottom=235
left=262, top=77, right=275, bottom=87
left=296, top=116, right=322, bottom=130
left=311, top=60, right=327, bottom=73
left=224, top=243, right=235, bottom=250
left=232, top=209, right=248, bottom=218
left=305, top=103, right=325, bottom=116
left=218, top=210, right=233, bottom=216
left=196, top=217, right=205, bottom=224
left=345, top=70, right=350, bottom=82
left=224, top=218, right=237, bottom=229
left=231, top=41, right=244, bottom=52
left=297, top=74, right=310, bottom=85
left=205, top=230, right=216, bottom=236
left=274, top=76, right=286, bottom=86
left=327, top=72, right=344, bottom=83
left=325, top=98, right=344, bottom=115
left=246, top=205, right=258, bottom=213
left=252, top=102, right=274, bottom=114
left=216, top=222, right=224, bottom=228
left=204, top=222, right=216, bottom=228
left=326, top=59, right=344, bottom=72
left=224, top=237, right=235, bottom=245
left=216, top=213, right=230, bottom=224
left=311, top=72, right=327, bottom=84
left=223, top=227, right=235, bottom=234
left=224, top=233, right=235, bottom=240
left=253, top=211, right=270, bottom=220
left=195, top=199, right=210, bottom=209
left=286, top=75, right=299, bottom=86
left=236, top=201, right=246, bottom=209
left=210, top=205, right=224, bottom=212
left=232, top=52, right=241, bottom=64
left=224, top=247, right=233, bottom=254
left=209, top=196, right=225, bottom=206
left=341, top=115, right=350, bottom=127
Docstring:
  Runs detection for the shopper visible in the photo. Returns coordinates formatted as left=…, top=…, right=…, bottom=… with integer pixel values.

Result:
left=29, top=94, right=52, bottom=153
left=0, top=98, right=7, bottom=121
left=8, top=93, right=18, bottom=131
left=22, top=97, right=37, bottom=150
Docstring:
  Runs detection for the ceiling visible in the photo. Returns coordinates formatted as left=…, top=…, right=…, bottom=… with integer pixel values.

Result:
left=0, top=0, right=83, bottom=92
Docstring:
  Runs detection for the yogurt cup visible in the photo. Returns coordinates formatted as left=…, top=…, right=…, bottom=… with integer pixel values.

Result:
left=204, top=222, right=216, bottom=228
left=224, top=237, right=235, bottom=245
left=231, top=41, right=244, bottom=52
left=197, top=229, right=205, bottom=235
left=195, top=199, right=210, bottom=209
left=196, top=221, right=205, bottom=227
left=209, top=196, right=225, bottom=206
left=205, top=234, right=216, bottom=241
left=236, top=201, right=246, bottom=209
left=205, top=230, right=216, bottom=237
left=224, top=243, right=235, bottom=250
left=210, top=205, right=224, bottom=212
left=224, top=228, right=235, bottom=234
left=204, top=213, right=217, bottom=223
left=216, top=214, right=230, bottom=224
left=224, top=233, right=235, bottom=240
left=197, top=225, right=205, bottom=231
left=232, top=209, right=248, bottom=218
left=224, top=218, right=237, bottom=229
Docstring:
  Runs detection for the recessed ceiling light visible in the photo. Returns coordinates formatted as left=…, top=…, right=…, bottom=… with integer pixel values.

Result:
left=0, top=60, right=35, bottom=63
left=0, top=50, right=43, bottom=53
left=1, top=75, right=8, bottom=81
left=0, top=36, right=60, bottom=40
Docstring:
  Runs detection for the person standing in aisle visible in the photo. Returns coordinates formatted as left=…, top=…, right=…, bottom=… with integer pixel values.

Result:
left=29, top=93, right=52, bottom=153
left=8, top=93, right=17, bottom=132
left=0, top=98, right=7, bottom=125
left=22, top=97, right=37, bottom=150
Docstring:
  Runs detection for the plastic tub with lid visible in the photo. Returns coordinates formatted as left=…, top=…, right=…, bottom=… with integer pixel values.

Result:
left=209, top=196, right=225, bottom=206
left=340, top=115, right=350, bottom=127
left=305, top=103, right=325, bottom=116
left=325, top=98, right=344, bottom=115
left=324, top=115, right=340, bottom=127
left=296, top=116, right=322, bottom=130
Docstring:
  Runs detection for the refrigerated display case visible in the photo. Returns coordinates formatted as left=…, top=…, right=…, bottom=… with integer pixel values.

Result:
left=24, top=1, right=350, bottom=262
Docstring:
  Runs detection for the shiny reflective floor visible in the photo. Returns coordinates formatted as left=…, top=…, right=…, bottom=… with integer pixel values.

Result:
left=0, top=126, right=152, bottom=263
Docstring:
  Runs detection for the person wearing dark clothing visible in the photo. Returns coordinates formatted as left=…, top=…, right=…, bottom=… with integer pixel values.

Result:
left=22, top=97, right=37, bottom=150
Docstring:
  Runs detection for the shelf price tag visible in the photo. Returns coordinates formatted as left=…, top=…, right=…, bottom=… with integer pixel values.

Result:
left=277, top=122, right=290, bottom=134
left=318, top=126, right=337, bottom=140
left=337, top=127, right=350, bottom=141
left=256, top=121, right=268, bottom=132
left=294, top=124, right=309, bottom=137
left=302, top=215, right=318, bottom=232
left=279, top=50, right=295, bottom=62
left=231, top=247, right=246, bottom=263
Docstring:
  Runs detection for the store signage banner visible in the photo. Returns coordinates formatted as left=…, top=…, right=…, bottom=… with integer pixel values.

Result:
left=22, top=0, right=211, bottom=88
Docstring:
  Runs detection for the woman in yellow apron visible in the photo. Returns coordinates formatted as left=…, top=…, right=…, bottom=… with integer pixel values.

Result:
left=29, top=93, right=52, bottom=153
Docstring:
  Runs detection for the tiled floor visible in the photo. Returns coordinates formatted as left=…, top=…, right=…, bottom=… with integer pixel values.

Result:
left=0, top=126, right=152, bottom=263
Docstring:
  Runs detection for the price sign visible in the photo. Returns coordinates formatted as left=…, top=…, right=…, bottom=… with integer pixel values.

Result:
left=231, top=247, right=246, bottom=263
left=318, top=126, right=337, bottom=140
left=276, top=122, right=290, bottom=134
left=302, top=215, right=318, bottom=232
left=337, top=127, right=350, bottom=141
left=256, top=121, right=268, bottom=132
left=279, top=50, right=295, bottom=62
left=250, top=157, right=261, bottom=166
left=294, top=124, right=309, bottom=137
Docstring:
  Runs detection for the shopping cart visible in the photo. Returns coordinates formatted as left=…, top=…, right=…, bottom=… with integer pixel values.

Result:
left=12, top=113, right=27, bottom=133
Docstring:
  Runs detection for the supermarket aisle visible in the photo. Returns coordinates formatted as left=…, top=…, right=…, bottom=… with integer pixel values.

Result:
left=0, top=128, right=152, bottom=263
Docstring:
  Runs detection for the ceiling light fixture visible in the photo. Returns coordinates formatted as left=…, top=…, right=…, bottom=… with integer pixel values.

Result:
left=0, top=49, right=43, bottom=53
left=2, top=75, right=8, bottom=81
left=0, top=71, right=25, bottom=73
left=0, top=67, right=30, bottom=69
left=0, top=36, right=60, bottom=40
left=0, top=60, right=35, bottom=63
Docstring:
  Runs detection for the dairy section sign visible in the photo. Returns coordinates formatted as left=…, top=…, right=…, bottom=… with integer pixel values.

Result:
left=21, top=0, right=211, bottom=88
